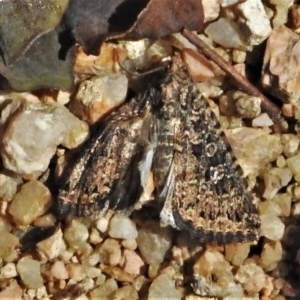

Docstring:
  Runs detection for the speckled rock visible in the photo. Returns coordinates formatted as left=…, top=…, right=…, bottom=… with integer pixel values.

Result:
left=260, top=241, right=282, bottom=271
left=108, top=214, right=138, bottom=240
left=37, top=229, right=66, bottom=260
left=263, top=167, right=292, bottom=199
left=226, top=127, right=283, bottom=176
left=70, top=73, right=128, bottom=124
left=137, top=220, right=172, bottom=265
left=8, top=180, right=52, bottom=226
left=193, top=250, right=243, bottom=297
left=97, top=238, right=121, bottom=266
left=148, top=273, right=181, bottom=300
left=64, top=219, right=89, bottom=250
left=235, top=263, right=267, bottom=295
left=225, top=243, right=251, bottom=266
left=16, top=257, right=43, bottom=289
left=262, top=26, right=300, bottom=104
left=1, top=102, right=88, bottom=178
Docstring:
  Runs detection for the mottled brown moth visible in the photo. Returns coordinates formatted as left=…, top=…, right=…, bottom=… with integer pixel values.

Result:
left=57, top=54, right=260, bottom=243
left=152, top=55, right=260, bottom=243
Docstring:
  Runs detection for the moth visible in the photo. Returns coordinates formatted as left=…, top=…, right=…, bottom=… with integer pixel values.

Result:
left=152, top=55, right=260, bottom=243
left=57, top=54, right=260, bottom=243
left=57, top=88, right=157, bottom=216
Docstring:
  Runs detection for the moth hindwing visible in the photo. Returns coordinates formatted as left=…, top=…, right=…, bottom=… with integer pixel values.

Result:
left=57, top=88, right=157, bottom=217
left=152, top=55, right=260, bottom=244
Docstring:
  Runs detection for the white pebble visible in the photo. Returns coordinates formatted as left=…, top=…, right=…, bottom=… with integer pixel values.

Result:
left=108, top=214, right=138, bottom=239
left=260, top=214, right=285, bottom=241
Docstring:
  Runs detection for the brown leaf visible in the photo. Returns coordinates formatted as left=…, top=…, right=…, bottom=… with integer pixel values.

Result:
left=124, top=0, right=204, bottom=40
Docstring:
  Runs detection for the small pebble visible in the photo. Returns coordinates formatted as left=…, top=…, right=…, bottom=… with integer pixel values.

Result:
left=97, top=238, right=121, bottom=266
left=137, top=220, right=172, bottom=264
left=0, top=262, right=17, bottom=278
left=110, top=285, right=139, bottom=300
left=235, top=263, right=267, bottom=295
left=65, top=263, right=86, bottom=282
left=90, top=278, right=118, bottom=300
left=121, top=249, right=145, bottom=276
left=64, top=219, right=89, bottom=250
left=0, top=231, right=19, bottom=262
left=225, top=243, right=250, bottom=266
left=252, top=113, right=274, bottom=127
left=37, top=229, right=66, bottom=260
left=9, top=180, right=52, bottom=226
left=148, top=273, right=181, bottom=300
left=260, top=214, right=285, bottom=241
left=260, top=241, right=282, bottom=271
left=50, top=261, right=68, bottom=280
left=108, top=214, right=138, bottom=239
left=0, top=280, right=22, bottom=300
left=16, top=256, right=43, bottom=289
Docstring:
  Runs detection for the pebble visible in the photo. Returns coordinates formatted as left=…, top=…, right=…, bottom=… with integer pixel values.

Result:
left=0, top=231, right=19, bottom=261
left=90, top=278, right=118, bottom=300
left=193, top=250, right=243, bottom=297
left=121, top=249, right=145, bottom=276
left=16, top=256, right=43, bottom=289
left=226, top=127, right=283, bottom=176
left=260, top=214, right=285, bottom=241
left=0, top=280, right=22, bottom=300
left=97, top=238, right=121, bottom=266
left=64, top=219, right=89, bottom=250
left=286, top=153, right=300, bottom=181
left=202, top=0, right=220, bottom=22
left=260, top=241, right=282, bottom=271
left=148, top=273, right=181, bottom=300
left=225, top=243, right=250, bottom=266
left=101, top=265, right=135, bottom=282
left=234, top=92, right=262, bottom=118
left=252, top=113, right=274, bottom=127
left=96, top=217, right=110, bottom=233
left=65, top=263, right=86, bottom=282
left=110, top=285, right=139, bottom=300
left=235, top=263, right=267, bottom=295
left=0, top=173, right=20, bottom=202
left=121, top=239, right=137, bottom=250
left=1, top=102, right=88, bottom=177
left=262, top=167, right=293, bottom=199
left=0, top=262, right=17, bottom=278
left=281, top=134, right=300, bottom=157
left=205, top=18, right=246, bottom=49
left=108, top=214, right=138, bottom=239
left=237, top=0, right=272, bottom=45
left=50, top=260, right=68, bottom=280
left=136, top=220, right=172, bottom=264
left=37, top=229, right=66, bottom=260
left=8, top=180, right=52, bottom=226
left=70, top=73, right=128, bottom=124
left=262, top=26, right=300, bottom=104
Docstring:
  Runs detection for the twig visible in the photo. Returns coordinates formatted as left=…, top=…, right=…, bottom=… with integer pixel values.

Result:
left=181, top=29, right=281, bottom=121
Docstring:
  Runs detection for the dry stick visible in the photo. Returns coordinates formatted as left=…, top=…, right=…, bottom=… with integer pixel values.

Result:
left=181, top=29, right=281, bottom=121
